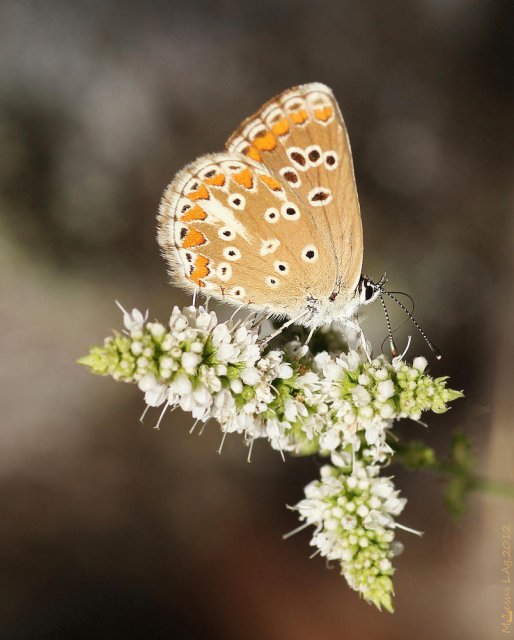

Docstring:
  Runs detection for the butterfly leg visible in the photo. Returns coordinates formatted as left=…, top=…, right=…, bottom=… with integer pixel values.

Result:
left=305, top=326, right=316, bottom=346
left=343, top=318, right=372, bottom=363
left=259, top=310, right=310, bottom=348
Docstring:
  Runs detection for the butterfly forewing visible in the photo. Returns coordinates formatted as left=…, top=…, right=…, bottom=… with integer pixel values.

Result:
left=226, top=83, right=363, bottom=296
left=158, top=83, right=363, bottom=319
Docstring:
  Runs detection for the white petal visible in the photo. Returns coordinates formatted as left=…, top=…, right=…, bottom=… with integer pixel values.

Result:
left=413, top=356, right=428, bottom=372
left=240, top=367, right=261, bottom=386
left=277, top=363, right=293, bottom=379
left=144, top=384, right=167, bottom=407
left=377, top=379, right=395, bottom=399
left=138, top=373, right=158, bottom=392
left=169, top=372, right=192, bottom=395
left=181, top=352, right=201, bottom=371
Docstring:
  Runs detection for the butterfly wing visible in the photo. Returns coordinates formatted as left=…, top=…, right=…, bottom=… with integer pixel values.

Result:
left=158, top=152, right=338, bottom=318
left=226, top=82, right=363, bottom=298
left=158, top=83, right=363, bottom=320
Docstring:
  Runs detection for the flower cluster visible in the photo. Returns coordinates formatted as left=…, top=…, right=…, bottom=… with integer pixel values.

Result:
left=295, top=452, right=408, bottom=612
left=79, top=304, right=463, bottom=611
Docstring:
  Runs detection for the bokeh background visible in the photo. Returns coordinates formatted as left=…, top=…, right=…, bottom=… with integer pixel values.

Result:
left=1, top=0, right=513, bottom=638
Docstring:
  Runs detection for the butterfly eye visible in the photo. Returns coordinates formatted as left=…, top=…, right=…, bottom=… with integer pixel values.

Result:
left=365, top=284, right=375, bottom=301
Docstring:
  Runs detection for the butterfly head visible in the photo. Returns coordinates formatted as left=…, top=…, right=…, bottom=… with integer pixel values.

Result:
left=357, top=273, right=387, bottom=306
left=357, top=273, right=441, bottom=360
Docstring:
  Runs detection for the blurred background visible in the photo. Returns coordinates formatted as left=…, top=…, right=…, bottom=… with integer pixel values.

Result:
left=1, top=0, right=513, bottom=638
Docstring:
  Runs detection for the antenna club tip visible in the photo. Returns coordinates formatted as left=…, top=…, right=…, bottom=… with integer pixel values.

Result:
left=436, top=354, right=442, bottom=360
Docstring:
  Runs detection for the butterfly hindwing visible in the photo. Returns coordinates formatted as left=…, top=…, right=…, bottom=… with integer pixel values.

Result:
left=158, top=152, right=338, bottom=316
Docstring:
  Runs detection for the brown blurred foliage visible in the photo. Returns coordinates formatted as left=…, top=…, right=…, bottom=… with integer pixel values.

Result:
left=0, top=1, right=512, bottom=638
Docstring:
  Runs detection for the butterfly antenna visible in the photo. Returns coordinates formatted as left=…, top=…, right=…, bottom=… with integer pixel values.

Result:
left=379, top=295, right=398, bottom=357
left=382, top=291, right=441, bottom=359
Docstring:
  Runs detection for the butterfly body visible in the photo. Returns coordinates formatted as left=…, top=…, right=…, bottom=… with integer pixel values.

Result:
left=158, top=83, right=366, bottom=328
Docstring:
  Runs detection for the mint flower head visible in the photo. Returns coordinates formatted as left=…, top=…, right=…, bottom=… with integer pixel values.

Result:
left=79, top=303, right=464, bottom=611
left=294, top=452, right=409, bottom=612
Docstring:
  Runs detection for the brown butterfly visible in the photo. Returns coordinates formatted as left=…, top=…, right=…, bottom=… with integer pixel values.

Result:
left=158, top=83, right=439, bottom=356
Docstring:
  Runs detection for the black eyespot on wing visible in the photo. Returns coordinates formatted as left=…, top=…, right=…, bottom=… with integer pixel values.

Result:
left=290, top=151, right=306, bottom=166
left=283, top=171, right=298, bottom=183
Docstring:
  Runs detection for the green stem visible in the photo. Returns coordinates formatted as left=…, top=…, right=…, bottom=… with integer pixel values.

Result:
left=470, top=477, right=514, bottom=500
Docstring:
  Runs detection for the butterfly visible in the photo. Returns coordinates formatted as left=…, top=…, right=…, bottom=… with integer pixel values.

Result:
left=157, top=82, right=439, bottom=356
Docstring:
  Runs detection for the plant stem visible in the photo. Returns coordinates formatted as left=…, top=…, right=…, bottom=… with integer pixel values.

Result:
left=471, top=476, right=514, bottom=500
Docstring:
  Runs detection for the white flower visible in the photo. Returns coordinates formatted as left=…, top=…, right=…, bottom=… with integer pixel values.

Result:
left=277, top=363, right=294, bottom=379
left=168, top=372, right=192, bottom=395
left=230, top=378, right=243, bottom=394
left=377, top=379, right=395, bottom=400
left=352, top=385, right=372, bottom=407
left=240, top=367, right=261, bottom=385
left=319, top=429, right=341, bottom=451
left=181, top=351, right=201, bottom=373
left=284, top=398, right=299, bottom=422
left=138, top=373, right=159, bottom=393
left=117, top=302, right=147, bottom=335
left=145, top=384, right=167, bottom=407
left=413, top=356, right=428, bottom=372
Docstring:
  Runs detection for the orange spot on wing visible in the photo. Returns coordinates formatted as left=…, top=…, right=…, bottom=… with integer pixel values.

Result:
left=245, top=145, right=262, bottom=162
left=271, top=118, right=290, bottom=136
left=314, top=107, right=333, bottom=122
left=233, top=167, right=254, bottom=189
left=180, top=205, right=207, bottom=222
left=187, top=184, right=210, bottom=201
left=253, top=131, right=277, bottom=151
left=204, top=173, right=225, bottom=187
left=189, top=255, right=210, bottom=286
left=290, top=109, right=308, bottom=125
left=182, top=227, right=207, bottom=248
left=259, top=174, right=282, bottom=192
